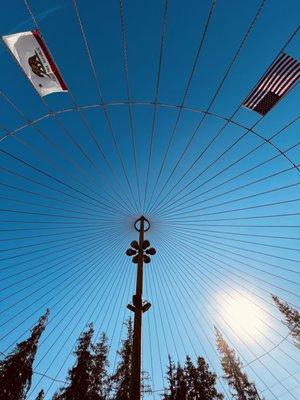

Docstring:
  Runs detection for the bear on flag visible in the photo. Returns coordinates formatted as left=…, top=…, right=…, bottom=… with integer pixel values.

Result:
left=2, top=30, right=68, bottom=97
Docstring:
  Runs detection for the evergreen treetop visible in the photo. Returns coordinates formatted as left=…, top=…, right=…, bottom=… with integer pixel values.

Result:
left=164, top=355, right=177, bottom=400
left=272, top=294, right=300, bottom=349
left=90, top=332, right=110, bottom=400
left=110, top=318, right=133, bottom=400
left=0, top=309, right=49, bottom=400
left=35, top=389, right=45, bottom=400
left=193, top=356, right=223, bottom=400
left=163, top=354, right=223, bottom=400
left=52, top=324, right=94, bottom=400
left=215, top=327, right=263, bottom=400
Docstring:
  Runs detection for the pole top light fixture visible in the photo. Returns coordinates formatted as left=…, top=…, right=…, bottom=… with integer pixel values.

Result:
left=126, top=240, right=156, bottom=264
left=126, top=248, right=137, bottom=256
left=134, top=215, right=150, bottom=232
left=131, top=240, right=139, bottom=250
left=126, top=216, right=156, bottom=264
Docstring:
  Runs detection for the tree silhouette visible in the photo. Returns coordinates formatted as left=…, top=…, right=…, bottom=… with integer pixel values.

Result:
left=35, top=389, right=45, bottom=400
left=272, top=294, right=300, bottom=348
left=215, top=328, right=263, bottom=400
left=163, top=356, right=177, bottom=399
left=0, top=309, right=49, bottom=400
left=175, top=363, right=188, bottom=399
left=184, top=356, right=195, bottom=399
left=188, top=356, right=223, bottom=400
left=90, top=333, right=110, bottom=400
left=163, top=355, right=223, bottom=400
left=52, top=324, right=94, bottom=400
left=110, top=319, right=133, bottom=400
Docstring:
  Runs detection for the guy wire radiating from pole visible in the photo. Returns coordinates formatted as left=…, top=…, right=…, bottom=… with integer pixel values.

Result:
left=126, top=216, right=156, bottom=400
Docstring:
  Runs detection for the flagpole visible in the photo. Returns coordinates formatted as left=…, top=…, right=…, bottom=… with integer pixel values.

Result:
left=126, top=216, right=156, bottom=400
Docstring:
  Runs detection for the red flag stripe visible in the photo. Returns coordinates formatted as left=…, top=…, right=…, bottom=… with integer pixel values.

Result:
left=246, top=58, right=295, bottom=108
left=271, top=60, right=299, bottom=94
left=243, top=52, right=300, bottom=114
left=277, top=66, right=300, bottom=96
left=245, top=54, right=294, bottom=108
left=32, top=29, right=68, bottom=91
left=244, top=54, right=288, bottom=107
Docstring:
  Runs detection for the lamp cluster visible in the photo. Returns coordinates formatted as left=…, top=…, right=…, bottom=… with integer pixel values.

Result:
left=126, top=240, right=156, bottom=264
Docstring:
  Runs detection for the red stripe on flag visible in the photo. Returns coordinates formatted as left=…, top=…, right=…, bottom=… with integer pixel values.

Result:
left=32, top=30, right=67, bottom=91
left=243, top=52, right=300, bottom=114
left=269, top=59, right=298, bottom=94
left=244, top=54, right=289, bottom=108
left=243, top=54, right=287, bottom=107
left=277, top=65, right=300, bottom=96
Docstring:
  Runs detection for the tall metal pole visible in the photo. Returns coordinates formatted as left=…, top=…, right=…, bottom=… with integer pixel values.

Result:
left=126, top=216, right=156, bottom=400
left=131, top=216, right=144, bottom=400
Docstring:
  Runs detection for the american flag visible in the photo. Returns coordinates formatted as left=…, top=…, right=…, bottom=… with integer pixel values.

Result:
left=243, top=53, right=300, bottom=115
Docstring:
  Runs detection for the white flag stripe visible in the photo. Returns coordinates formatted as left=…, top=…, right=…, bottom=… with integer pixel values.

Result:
left=246, top=59, right=294, bottom=108
left=269, top=60, right=298, bottom=94
left=244, top=53, right=299, bottom=109
left=244, top=54, right=294, bottom=107
left=244, top=54, right=288, bottom=107
left=254, top=60, right=298, bottom=107
left=243, top=52, right=300, bottom=115
left=277, top=66, right=300, bottom=96
left=2, top=30, right=67, bottom=97
left=245, top=54, right=293, bottom=108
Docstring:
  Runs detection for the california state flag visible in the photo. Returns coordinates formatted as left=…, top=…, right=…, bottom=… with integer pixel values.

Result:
left=2, top=30, right=68, bottom=96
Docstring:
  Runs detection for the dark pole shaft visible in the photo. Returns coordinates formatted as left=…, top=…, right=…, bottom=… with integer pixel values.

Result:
left=130, top=217, right=144, bottom=400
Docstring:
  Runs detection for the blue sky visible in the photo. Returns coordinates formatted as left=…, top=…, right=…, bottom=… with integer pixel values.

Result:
left=0, top=0, right=299, bottom=399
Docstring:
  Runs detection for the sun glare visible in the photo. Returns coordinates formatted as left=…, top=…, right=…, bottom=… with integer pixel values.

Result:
left=220, top=293, right=267, bottom=342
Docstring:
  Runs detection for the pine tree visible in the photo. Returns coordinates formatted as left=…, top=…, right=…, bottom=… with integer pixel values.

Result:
left=110, top=318, right=151, bottom=399
left=111, top=319, right=133, bottom=400
left=272, top=294, right=300, bottom=348
left=163, top=356, right=186, bottom=400
left=53, top=324, right=94, bottom=400
left=215, top=328, right=263, bottom=400
left=175, top=363, right=188, bottom=399
left=90, top=333, right=110, bottom=400
left=184, top=356, right=196, bottom=399
left=183, top=355, right=223, bottom=399
left=163, top=355, right=223, bottom=400
left=163, top=356, right=176, bottom=400
left=35, top=389, right=45, bottom=400
left=193, top=356, right=223, bottom=400
left=0, top=309, right=49, bottom=400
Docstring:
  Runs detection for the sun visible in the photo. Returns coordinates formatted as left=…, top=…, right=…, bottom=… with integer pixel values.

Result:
left=220, top=292, right=268, bottom=342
